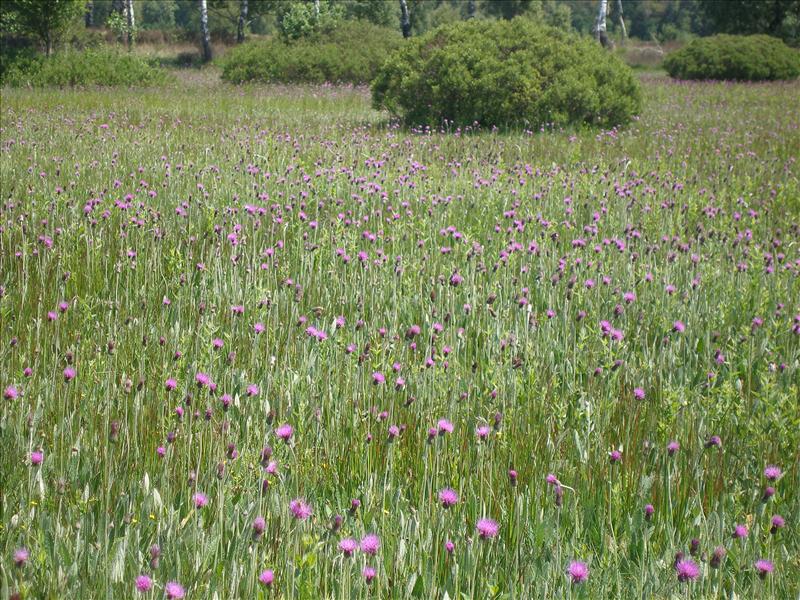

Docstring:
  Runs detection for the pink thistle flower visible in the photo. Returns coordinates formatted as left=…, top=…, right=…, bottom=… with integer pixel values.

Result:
left=193, top=493, right=208, bottom=508
left=289, top=499, right=312, bottom=520
left=567, top=561, right=589, bottom=584
left=165, top=378, right=177, bottom=391
left=360, top=534, right=380, bottom=555
left=764, top=465, right=782, bottom=481
left=275, top=423, right=293, bottom=441
left=339, top=538, right=358, bottom=557
left=63, top=367, right=76, bottom=381
left=675, top=559, right=700, bottom=582
left=13, top=547, right=29, bottom=567
left=258, top=569, right=274, bottom=587
left=30, top=451, right=43, bottom=465
left=362, top=566, right=376, bottom=584
left=4, top=385, right=19, bottom=400
left=754, top=559, right=774, bottom=578
left=165, top=581, right=185, bottom=599
left=476, top=518, right=499, bottom=539
left=438, top=488, right=459, bottom=508
left=135, top=575, right=153, bottom=592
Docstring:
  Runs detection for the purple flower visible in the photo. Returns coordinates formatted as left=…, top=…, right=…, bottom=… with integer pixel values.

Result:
left=710, top=546, right=726, bottom=569
left=475, top=425, right=491, bottom=440
left=437, top=419, right=454, bottom=434
left=476, top=518, right=499, bottom=539
left=165, top=582, right=185, bottom=599
left=30, top=451, right=43, bottom=466
left=673, top=320, right=685, bottom=333
left=339, top=538, right=358, bottom=557
left=438, top=488, right=459, bottom=508
left=733, top=524, right=748, bottom=539
left=362, top=566, right=376, bottom=584
left=754, top=559, right=774, bottom=578
left=705, top=435, right=722, bottom=448
left=135, top=575, right=153, bottom=592
left=667, top=441, right=680, bottom=455
left=770, top=514, right=785, bottom=534
left=388, top=424, right=400, bottom=439
left=193, top=492, right=208, bottom=508
left=372, top=371, right=385, bottom=385
left=252, top=516, right=266, bottom=537
left=13, top=547, right=29, bottom=567
left=275, top=423, right=293, bottom=441
left=644, top=504, right=655, bottom=520
left=4, top=385, right=19, bottom=400
left=609, top=449, right=622, bottom=463
left=165, top=378, right=177, bottom=391
left=258, top=569, right=274, bottom=587
left=63, top=367, right=76, bottom=381
left=445, top=540, right=455, bottom=553
left=633, top=387, right=645, bottom=400
left=289, top=499, right=312, bottom=520
left=546, top=473, right=559, bottom=486
left=764, top=465, right=782, bottom=481
left=567, top=561, right=589, bottom=584
left=675, top=559, right=700, bottom=582
left=246, top=384, right=259, bottom=397
left=360, top=534, right=380, bottom=555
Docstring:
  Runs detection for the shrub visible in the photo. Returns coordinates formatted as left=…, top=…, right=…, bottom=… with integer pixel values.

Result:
left=664, top=35, right=800, bottom=81
left=371, top=18, right=642, bottom=130
left=1, top=48, right=168, bottom=87
left=220, top=20, right=402, bottom=85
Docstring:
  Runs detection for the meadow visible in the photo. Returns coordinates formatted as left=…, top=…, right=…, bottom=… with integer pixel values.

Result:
left=1, top=75, right=799, bottom=598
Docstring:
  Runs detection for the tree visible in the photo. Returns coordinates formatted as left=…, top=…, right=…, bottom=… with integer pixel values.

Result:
left=2, top=0, right=83, bottom=55
left=237, top=0, right=248, bottom=42
left=85, top=0, right=94, bottom=27
left=399, top=0, right=410, bottom=37
left=700, top=0, right=800, bottom=44
left=125, top=0, right=135, bottom=48
left=199, top=0, right=212, bottom=61
left=594, top=0, right=613, bottom=48
left=615, top=0, right=626, bottom=43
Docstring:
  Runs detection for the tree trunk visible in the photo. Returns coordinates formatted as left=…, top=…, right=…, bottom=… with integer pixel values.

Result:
left=237, top=0, right=248, bottom=43
left=125, top=0, right=135, bottom=49
left=45, top=32, right=52, bottom=57
left=400, top=0, right=411, bottom=38
left=85, top=1, right=94, bottom=27
left=314, top=0, right=320, bottom=19
left=595, top=0, right=613, bottom=49
left=199, top=0, right=212, bottom=62
left=615, top=0, right=627, bottom=45
left=467, top=0, right=476, bottom=19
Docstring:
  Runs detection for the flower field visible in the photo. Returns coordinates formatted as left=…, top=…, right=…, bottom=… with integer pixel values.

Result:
left=1, top=77, right=798, bottom=598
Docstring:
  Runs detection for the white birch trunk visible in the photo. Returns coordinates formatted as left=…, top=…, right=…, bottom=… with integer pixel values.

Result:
left=237, top=0, right=248, bottom=43
left=616, top=0, right=627, bottom=44
left=314, top=0, right=320, bottom=19
left=400, top=0, right=411, bottom=38
left=595, top=0, right=612, bottom=49
left=125, top=0, right=135, bottom=49
left=199, top=0, right=212, bottom=62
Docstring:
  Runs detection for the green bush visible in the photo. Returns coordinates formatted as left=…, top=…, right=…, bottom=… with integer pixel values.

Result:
left=664, top=35, right=800, bottom=81
left=1, top=48, right=168, bottom=87
left=371, top=19, right=642, bottom=130
left=220, top=21, right=402, bottom=85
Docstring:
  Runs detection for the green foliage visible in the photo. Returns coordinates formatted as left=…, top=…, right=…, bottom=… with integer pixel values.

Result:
left=1, top=47, right=168, bottom=87
left=277, top=0, right=344, bottom=40
left=1, top=0, right=84, bottom=54
left=141, top=0, right=178, bottom=30
left=664, top=34, right=800, bottom=81
left=372, top=18, right=642, bottom=129
left=700, top=0, right=800, bottom=46
left=220, top=20, right=402, bottom=84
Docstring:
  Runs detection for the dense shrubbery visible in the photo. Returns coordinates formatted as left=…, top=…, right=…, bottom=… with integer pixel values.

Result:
left=664, top=35, right=800, bottom=81
left=1, top=48, right=168, bottom=87
left=220, top=21, right=402, bottom=85
left=371, top=19, right=642, bottom=130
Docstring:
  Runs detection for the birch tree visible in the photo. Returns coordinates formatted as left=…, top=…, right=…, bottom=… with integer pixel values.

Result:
left=237, top=0, right=248, bottom=43
left=467, top=0, right=476, bottom=19
left=615, top=0, right=627, bottom=44
left=399, top=0, right=410, bottom=38
left=125, top=0, right=134, bottom=49
left=595, top=0, right=612, bottom=49
left=199, top=0, right=212, bottom=62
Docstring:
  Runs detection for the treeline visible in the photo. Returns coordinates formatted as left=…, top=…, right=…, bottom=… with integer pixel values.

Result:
left=2, top=0, right=799, bottom=54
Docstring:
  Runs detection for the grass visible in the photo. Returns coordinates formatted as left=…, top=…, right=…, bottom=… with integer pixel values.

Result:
left=0, top=75, right=798, bottom=599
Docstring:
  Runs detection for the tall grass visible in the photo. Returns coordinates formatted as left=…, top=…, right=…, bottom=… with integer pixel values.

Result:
left=0, top=77, right=798, bottom=598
